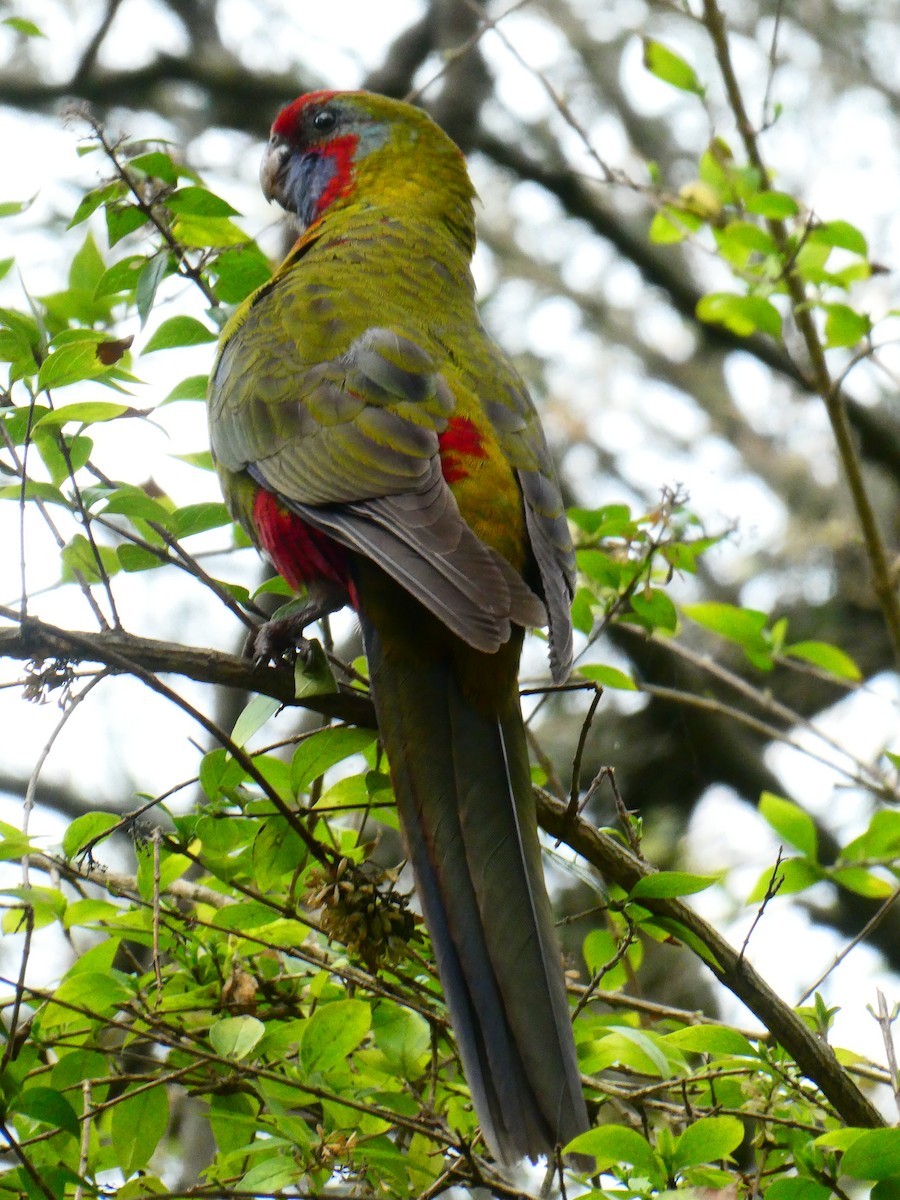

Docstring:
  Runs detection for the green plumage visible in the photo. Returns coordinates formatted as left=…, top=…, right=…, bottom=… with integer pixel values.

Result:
left=207, top=91, right=588, bottom=1163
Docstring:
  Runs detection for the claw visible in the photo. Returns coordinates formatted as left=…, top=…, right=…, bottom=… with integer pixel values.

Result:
left=244, top=580, right=348, bottom=664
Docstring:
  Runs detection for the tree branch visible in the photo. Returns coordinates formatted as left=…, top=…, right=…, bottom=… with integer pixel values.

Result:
left=0, top=609, right=376, bottom=729
left=537, top=788, right=885, bottom=1131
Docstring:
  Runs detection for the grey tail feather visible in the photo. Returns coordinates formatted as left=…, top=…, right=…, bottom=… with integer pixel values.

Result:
left=361, top=618, right=589, bottom=1164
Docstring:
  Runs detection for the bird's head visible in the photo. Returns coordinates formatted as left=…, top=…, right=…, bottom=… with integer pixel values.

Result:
left=260, top=91, right=475, bottom=248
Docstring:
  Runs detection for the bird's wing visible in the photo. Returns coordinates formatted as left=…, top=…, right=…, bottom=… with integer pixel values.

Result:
left=210, top=318, right=545, bottom=650
left=477, top=354, right=576, bottom=681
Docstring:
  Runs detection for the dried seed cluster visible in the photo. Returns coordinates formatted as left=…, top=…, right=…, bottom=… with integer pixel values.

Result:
left=306, top=858, right=416, bottom=969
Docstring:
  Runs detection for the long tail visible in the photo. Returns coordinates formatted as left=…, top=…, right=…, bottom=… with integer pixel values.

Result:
left=362, top=619, right=588, bottom=1164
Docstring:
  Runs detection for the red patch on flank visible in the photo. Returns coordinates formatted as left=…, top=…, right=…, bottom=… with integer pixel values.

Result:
left=438, top=416, right=487, bottom=485
left=253, top=489, right=358, bottom=608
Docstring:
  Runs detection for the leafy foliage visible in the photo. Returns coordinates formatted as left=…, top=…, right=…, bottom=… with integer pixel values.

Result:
left=0, top=4, right=898, bottom=1197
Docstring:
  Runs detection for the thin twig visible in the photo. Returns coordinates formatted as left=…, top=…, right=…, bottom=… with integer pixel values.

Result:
left=701, top=0, right=900, bottom=665
left=797, top=883, right=900, bottom=1005
left=739, top=847, right=785, bottom=964
left=871, top=990, right=900, bottom=1121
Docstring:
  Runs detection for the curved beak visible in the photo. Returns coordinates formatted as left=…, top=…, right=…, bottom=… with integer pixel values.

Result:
left=259, top=135, right=289, bottom=205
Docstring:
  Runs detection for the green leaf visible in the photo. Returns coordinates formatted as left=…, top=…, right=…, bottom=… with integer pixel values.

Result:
left=664, top=1024, right=755, bottom=1056
left=371, top=1002, right=430, bottom=1079
left=579, top=663, right=637, bottom=690
left=62, top=811, right=120, bottom=859
left=136, top=252, right=170, bottom=326
left=0, top=197, right=35, bottom=217
left=210, top=1015, right=265, bottom=1061
left=715, top=220, right=778, bottom=258
left=118, top=544, right=163, bottom=572
left=43, top=970, right=132, bottom=1028
left=300, top=999, right=371, bottom=1073
left=570, top=586, right=595, bottom=635
left=117, top=1178, right=168, bottom=1200
left=0, top=820, right=33, bottom=860
left=68, top=183, right=118, bottom=229
left=845, top=810, right=900, bottom=859
left=61, top=534, right=121, bottom=584
left=168, top=501, right=231, bottom=537
left=649, top=206, right=699, bottom=244
left=758, top=792, right=818, bottom=858
left=10, top=1087, right=80, bottom=1137
left=642, top=39, right=704, bottom=95
left=106, top=202, right=149, bottom=246
left=128, top=151, right=179, bottom=185
left=829, top=866, right=894, bottom=899
left=582, top=928, right=631, bottom=989
left=745, top=191, right=800, bottom=218
left=110, top=1086, right=170, bottom=1176
left=841, top=1129, right=900, bottom=1180
left=35, top=400, right=128, bottom=427
left=211, top=245, right=273, bottom=303
left=673, top=1115, right=744, bottom=1170
left=783, top=639, right=862, bottom=680
left=164, top=373, right=208, bottom=402
left=809, top=219, right=868, bottom=256
left=37, top=344, right=116, bottom=391
left=63, top=898, right=119, bottom=928
left=142, top=315, right=217, bottom=353
left=240, top=1158, right=299, bottom=1193
left=821, top=303, right=871, bottom=348
left=290, top=726, right=378, bottom=794
left=199, top=747, right=247, bottom=801
left=167, top=186, right=240, bottom=217
left=69, top=232, right=106, bottom=292
left=767, top=1182, right=833, bottom=1200
left=94, top=255, right=146, bottom=298
left=630, top=871, right=718, bottom=899
left=577, top=549, right=623, bottom=589
left=565, top=1123, right=662, bottom=1179
left=231, top=694, right=281, bottom=747
left=696, top=292, right=783, bottom=338
left=172, top=215, right=249, bottom=249
left=569, top=502, right=634, bottom=536
left=101, top=485, right=172, bottom=523
left=252, top=816, right=305, bottom=892
left=682, top=601, right=767, bottom=644
left=214, top=901, right=281, bottom=931
left=312, top=772, right=369, bottom=811
left=629, top=587, right=677, bottom=633
left=3, top=16, right=45, bottom=36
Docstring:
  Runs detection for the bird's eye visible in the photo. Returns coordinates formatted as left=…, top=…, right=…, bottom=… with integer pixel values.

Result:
left=312, top=108, right=337, bottom=133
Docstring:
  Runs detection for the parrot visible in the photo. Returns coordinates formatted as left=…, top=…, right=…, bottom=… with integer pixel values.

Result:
left=206, top=89, right=589, bottom=1164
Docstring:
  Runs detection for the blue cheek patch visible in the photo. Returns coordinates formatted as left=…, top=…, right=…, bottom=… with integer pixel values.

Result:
left=284, top=152, right=337, bottom=228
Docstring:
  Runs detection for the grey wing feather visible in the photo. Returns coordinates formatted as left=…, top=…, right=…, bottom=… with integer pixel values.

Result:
left=278, top=460, right=546, bottom=652
left=479, top=358, right=576, bottom=682
left=518, top=468, right=576, bottom=682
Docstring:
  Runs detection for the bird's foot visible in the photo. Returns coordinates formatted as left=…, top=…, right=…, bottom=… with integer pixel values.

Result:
left=245, top=582, right=347, bottom=666
left=245, top=613, right=318, bottom=666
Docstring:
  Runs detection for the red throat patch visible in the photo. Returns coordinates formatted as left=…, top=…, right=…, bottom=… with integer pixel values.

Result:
left=314, top=134, right=359, bottom=216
